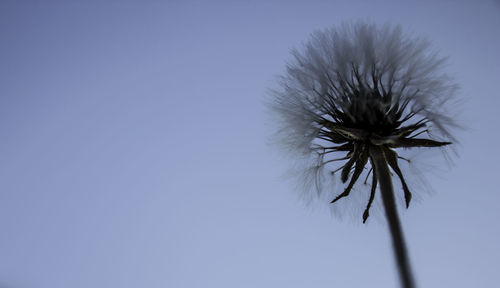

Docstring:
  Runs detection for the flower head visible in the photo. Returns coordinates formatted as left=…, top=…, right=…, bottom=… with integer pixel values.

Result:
left=271, top=22, right=458, bottom=222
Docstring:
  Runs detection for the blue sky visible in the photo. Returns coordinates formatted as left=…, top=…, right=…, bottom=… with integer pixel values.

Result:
left=1, top=1, right=499, bottom=287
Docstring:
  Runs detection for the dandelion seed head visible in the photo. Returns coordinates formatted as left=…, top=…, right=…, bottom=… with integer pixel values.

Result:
left=269, top=21, right=459, bottom=221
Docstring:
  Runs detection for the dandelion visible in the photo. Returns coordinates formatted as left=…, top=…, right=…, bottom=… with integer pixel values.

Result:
left=269, top=22, right=458, bottom=288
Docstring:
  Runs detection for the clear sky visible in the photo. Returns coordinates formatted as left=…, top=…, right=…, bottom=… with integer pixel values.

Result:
left=1, top=1, right=499, bottom=287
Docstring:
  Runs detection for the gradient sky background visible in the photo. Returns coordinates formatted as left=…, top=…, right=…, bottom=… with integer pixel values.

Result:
left=1, top=1, right=499, bottom=287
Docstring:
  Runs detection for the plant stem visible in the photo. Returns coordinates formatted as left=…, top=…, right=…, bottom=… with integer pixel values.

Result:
left=369, top=145, right=415, bottom=288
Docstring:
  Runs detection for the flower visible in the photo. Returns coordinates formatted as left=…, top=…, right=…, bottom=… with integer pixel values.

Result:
left=270, top=22, right=458, bottom=223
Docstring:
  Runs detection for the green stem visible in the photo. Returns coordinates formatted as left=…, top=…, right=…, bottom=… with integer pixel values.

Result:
left=369, top=145, right=415, bottom=288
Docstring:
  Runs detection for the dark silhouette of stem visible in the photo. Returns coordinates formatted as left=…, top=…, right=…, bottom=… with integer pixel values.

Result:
left=369, top=145, right=415, bottom=288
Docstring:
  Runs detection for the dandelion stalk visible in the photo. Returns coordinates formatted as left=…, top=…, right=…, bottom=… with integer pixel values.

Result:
left=269, top=22, right=458, bottom=288
left=370, top=144, right=414, bottom=288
